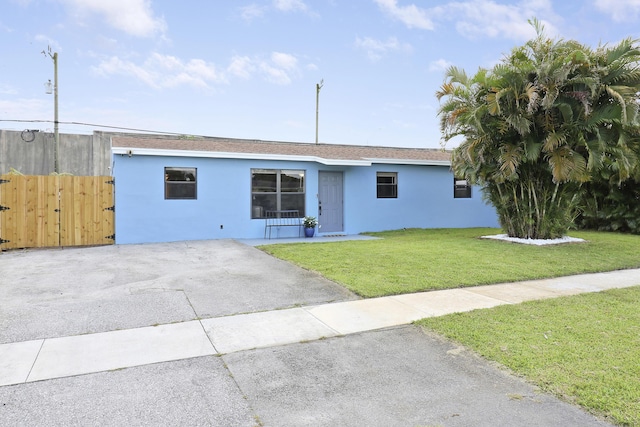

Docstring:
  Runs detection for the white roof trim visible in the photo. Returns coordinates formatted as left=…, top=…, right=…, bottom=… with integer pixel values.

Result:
left=364, top=158, right=451, bottom=166
left=112, top=147, right=373, bottom=166
left=111, top=148, right=451, bottom=167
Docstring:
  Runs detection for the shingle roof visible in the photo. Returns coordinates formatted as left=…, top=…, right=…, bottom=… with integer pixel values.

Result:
left=111, top=135, right=451, bottom=165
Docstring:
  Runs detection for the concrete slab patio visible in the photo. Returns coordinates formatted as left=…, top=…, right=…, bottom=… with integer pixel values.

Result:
left=1, top=238, right=636, bottom=426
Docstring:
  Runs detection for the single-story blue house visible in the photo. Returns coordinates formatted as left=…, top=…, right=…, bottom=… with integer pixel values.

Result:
left=111, top=136, right=498, bottom=244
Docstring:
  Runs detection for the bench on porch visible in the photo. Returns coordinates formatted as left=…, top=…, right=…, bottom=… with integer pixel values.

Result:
left=264, top=210, right=302, bottom=239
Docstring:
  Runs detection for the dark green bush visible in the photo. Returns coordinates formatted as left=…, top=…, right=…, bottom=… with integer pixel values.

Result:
left=576, top=179, right=640, bottom=234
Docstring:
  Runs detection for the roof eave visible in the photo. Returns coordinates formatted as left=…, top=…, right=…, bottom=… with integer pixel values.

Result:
left=111, top=147, right=373, bottom=166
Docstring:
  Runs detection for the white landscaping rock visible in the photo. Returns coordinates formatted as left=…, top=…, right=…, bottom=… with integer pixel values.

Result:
left=481, top=234, right=586, bottom=246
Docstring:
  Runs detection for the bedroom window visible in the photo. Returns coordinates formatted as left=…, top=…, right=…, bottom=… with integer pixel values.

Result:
left=377, top=172, right=397, bottom=198
left=165, top=167, right=197, bottom=199
left=251, top=169, right=305, bottom=218
left=454, top=177, right=472, bottom=198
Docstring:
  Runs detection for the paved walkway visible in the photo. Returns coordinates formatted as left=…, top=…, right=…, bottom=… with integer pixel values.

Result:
left=2, top=267, right=638, bottom=388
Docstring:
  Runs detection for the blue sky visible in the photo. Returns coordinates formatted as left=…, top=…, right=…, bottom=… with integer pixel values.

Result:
left=2, top=0, right=640, bottom=148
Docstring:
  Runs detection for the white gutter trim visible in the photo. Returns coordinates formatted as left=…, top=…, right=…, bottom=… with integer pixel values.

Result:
left=112, top=147, right=372, bottom=166
left=364, top=158, right=451, bottom=166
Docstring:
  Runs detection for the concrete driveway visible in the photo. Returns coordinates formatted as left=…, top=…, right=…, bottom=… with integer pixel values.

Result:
left=0, top=240, right=613, bottom=426
left=0, top=239, right=356, bottom=344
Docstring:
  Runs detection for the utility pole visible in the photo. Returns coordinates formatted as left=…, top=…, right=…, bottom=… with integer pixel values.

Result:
left=44, top=47, right=59, bottom=173
left=315, top=79, right=323, bottom=144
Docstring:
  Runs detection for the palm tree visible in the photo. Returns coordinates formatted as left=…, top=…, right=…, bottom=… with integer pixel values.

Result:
left=437, top=20, right=640, bottom=239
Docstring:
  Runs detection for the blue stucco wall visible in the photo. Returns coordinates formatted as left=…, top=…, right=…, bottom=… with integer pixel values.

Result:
left=113, top=154, right=498, bottom=244
left=343, top=164, right=498, bottom=233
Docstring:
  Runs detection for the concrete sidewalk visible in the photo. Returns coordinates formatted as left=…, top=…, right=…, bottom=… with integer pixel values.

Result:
left=2, top=268, right=638, bottom=387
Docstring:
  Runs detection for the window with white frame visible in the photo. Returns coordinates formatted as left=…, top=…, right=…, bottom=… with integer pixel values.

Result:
left=377, top=172, right=397, bottom=198
left=165, top=167, right=197, bottom=199
left=251, top=169, right=305, bottom=218
left=454, top=177, right=472, bottom=198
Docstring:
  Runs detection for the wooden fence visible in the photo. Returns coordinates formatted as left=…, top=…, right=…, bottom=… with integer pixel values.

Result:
left=0, top=175, right=114, bottom=250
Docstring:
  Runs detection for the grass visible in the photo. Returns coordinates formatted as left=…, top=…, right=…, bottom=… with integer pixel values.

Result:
left=259, top=228, right=640, bottom=297
left=417, top=287, right=640, bottom=426
left=260, top=228, right=640, bottom=425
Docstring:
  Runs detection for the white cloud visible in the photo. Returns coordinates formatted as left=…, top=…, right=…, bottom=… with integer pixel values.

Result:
left=355, top=36, right=412, bottom=61
left=260, top=63, right=293, bottom=85
left=240, top=0, right=315, bottom=22
left=373, top=0, right=559, bottom=41
left=429, top=58, right=453, bottom=72
left=94, top=53, right=226, bottom=89
left=35, top=34, right=62, bottom=51
left=0, top=84, right=18, bottom=95
left=94, top=56, right=157, bottom=87
left=0, top=98, right=49, bottom=119
left=447, top=0, right=556, bottom=40
left=373, top=0, right=434, bottom=30
left=273, top=0, right=308, bottom=12
left=95, top=51, right=301, bottom=88
left=271, top=52, right=298, bottom=70
left=0, top=21, right=13, bottom=32
left=228, top=56, right=255, bottom=79
left=240, top=4, right=267, bottom=21
left=259, top=52, right=300, bottom=84
left=61, top=0, right=166, bottom=37
left=594, top=0, right=640, bottom=22
left=227, top=52, right=301, bottom=84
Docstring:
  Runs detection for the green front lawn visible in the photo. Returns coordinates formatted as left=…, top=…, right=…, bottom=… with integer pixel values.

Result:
left=418, top=287, right=640, bottom=426
left=260, top=228, right=640, bottom=425
left=259, top=228, right=640, bottom=297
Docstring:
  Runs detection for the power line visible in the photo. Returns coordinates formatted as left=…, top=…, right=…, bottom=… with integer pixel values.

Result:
left=0, top=119, right=190, bottom=136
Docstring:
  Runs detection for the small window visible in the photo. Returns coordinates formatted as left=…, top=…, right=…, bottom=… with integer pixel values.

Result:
left=454, top=177, right=471, bottom=198
left=165, top=167, right=197, bottom=199
left=377, top=172, right=397, bottom=198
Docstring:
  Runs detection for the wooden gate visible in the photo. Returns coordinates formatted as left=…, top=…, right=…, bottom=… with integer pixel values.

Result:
left=0, top=175, right=114, bottom=250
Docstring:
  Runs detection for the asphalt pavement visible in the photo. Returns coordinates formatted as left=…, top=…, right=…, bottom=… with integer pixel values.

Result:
left=1, top=237, right=636, bottom=426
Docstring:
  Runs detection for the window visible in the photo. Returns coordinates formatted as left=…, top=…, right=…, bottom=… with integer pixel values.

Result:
left=377, top=172, right=397, bottom=198
left=165, top=167, right=197, bottom=199
left=251, top=169, right=305, bottom=218
left=454, top=177, right=471, bottom=198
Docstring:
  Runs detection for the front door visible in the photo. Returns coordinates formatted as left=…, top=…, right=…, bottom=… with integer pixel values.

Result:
left=318, top=171, right=343, bottom=233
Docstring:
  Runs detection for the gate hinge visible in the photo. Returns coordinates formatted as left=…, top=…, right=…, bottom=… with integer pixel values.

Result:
left=0, top=238, right=10, bottom=245
left=105, top=179, right=115, bottom=185
left=0, top=205, right=10, bottom=212
left=106, top=234, right=115, bottom=240
left=105, top=206, right=115, bottom=212
left=0, top=179, right=10, bottom=184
